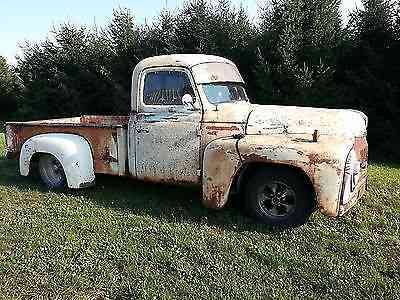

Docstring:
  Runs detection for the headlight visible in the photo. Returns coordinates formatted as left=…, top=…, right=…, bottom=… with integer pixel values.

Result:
left=341, top=149, right=360, bottom=205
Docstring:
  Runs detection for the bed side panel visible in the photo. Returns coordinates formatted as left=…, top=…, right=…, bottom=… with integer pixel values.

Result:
left=5, top=123, right=127, bottom=175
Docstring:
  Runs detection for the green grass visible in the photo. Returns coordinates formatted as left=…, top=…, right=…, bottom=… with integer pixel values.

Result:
left=0, top=133, right=399, bottom=299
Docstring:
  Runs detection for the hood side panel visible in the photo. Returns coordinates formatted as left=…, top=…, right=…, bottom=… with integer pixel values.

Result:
left=246, top=105, right=367, bottom=138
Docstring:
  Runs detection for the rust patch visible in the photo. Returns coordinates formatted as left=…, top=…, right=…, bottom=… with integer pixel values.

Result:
left=80, top=115, right=130, bottom=126
left=207, top=131, right=218, bottom=136
left=5, top=115, right=129, bottom=175
left=205, top=125, right=239, bottom=131
left=208, top=184, right=225, bottom=207
left=307, top=153, right=339, bottom=165
left=354, top=137, right=368, bottom=161
left=312, top=130, right=319, bottom=142
left=102, top=147, right=118, bottom=163
left=241, top=153, right=298, bottom=167
left=291, top=137, right=313, bottom=143
left=203, top=139, right=242, bottom=209
left=141, top=175, right=197, bottom=185
left=307, top=152, right=343, bottom=190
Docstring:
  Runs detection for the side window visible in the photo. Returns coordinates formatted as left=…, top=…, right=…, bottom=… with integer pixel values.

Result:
left=143, top=70, right=195, bottom=106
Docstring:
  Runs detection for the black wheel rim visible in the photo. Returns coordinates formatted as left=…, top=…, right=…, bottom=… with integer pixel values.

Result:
left=256, top=180, right=296, bottom=218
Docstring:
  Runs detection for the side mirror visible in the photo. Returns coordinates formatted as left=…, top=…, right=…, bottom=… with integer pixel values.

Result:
left=182, top=94, right=196, bottom=110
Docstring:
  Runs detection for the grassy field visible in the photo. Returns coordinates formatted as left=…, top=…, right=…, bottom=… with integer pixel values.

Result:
left=0, top=134, right=399, bottom=299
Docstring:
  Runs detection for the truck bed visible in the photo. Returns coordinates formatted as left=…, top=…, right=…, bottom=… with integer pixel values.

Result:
left=5, top=115, right=130, bottom=176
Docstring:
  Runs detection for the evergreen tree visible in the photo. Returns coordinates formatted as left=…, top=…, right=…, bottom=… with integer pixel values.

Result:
left=338, top=0, right=400, bottom=160
left=143, top=10, right=181, bottom=55
left=256, top=0, right=342, bottom=105
left=107, top=8, right=145, bottom=106
left=17, top=23, right=122, bottom=119
left=0, top=56, right=21, bottom=124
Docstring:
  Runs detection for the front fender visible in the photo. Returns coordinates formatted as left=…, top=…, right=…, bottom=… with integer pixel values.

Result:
left=202, top=137, right=241, bottom=208
left=237, top=134, right=353, bottom=217
left=20, top=133, right=95, bottom=189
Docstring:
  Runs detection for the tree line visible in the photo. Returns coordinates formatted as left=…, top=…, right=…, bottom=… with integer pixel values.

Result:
left=0, top=0, right=399, bottom=161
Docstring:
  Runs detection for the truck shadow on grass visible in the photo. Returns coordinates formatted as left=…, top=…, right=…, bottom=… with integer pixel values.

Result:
left=88, top=174, right=268, bottom=231
left=0, top=159, right=282, bottom=233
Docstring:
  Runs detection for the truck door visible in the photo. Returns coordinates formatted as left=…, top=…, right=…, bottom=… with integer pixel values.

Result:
left=134, top=68, right=202, bottom=184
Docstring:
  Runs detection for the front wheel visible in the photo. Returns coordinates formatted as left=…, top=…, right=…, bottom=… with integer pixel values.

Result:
left=38, top=154, right=67, bottom=189
left=244, top=168, right=315, bottom=226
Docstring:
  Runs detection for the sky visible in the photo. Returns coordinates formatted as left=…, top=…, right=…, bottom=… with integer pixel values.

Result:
left=0, top=0, right=362, bottom=65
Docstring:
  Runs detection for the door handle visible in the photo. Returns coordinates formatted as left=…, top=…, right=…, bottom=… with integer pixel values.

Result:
left=168, top=107, right=176, bottom=113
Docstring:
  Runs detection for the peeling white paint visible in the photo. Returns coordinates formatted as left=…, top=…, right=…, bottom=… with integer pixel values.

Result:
left=247, top=105, right=367, bottom=138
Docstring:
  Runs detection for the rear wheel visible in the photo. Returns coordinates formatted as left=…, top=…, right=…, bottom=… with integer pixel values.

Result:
left=38, top=154, right=67, bottom=189
left=244, top=168, right=314, bottom=226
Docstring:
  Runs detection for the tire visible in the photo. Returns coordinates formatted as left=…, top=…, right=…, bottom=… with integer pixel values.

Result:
left=38, top=154, right=67, bottom=189
left=244, top=168, right=314, bottom=226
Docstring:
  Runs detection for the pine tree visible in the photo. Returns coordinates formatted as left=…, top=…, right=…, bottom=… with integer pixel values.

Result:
left=0, top=56, right=21, bottom=124
left=338, top=0, right=400, bottom=160
left=256, top=0, right=342, bottom=105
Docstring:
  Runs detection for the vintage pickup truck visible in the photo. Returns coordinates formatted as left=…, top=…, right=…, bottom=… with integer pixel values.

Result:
left=5, top=54, right=368, bottom=225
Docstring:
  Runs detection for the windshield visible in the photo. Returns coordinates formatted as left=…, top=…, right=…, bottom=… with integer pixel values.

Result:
left=202, top=83, right=248, bottom=105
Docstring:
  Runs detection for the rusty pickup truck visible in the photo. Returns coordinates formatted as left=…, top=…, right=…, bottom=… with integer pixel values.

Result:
left=5, top=54, right=368, bottom=225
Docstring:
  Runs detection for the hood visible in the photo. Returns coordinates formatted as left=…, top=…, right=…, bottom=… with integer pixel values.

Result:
left=203, top=101, right=252, bottom=123
left=246, top=104, right=368, bottom=138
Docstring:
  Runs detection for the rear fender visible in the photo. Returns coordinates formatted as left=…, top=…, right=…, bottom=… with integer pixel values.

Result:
left=20, top=133, right=95, bottom=188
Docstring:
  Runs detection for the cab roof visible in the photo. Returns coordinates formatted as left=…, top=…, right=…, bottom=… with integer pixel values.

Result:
left=131, top=54, right=242, bottom=112
left=134, top=54, right=235, bottom=71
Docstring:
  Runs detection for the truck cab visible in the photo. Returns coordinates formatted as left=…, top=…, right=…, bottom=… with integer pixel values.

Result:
left=128, top=55, right=248, bottom=184
left=5, top=54, right=369, bottom=226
